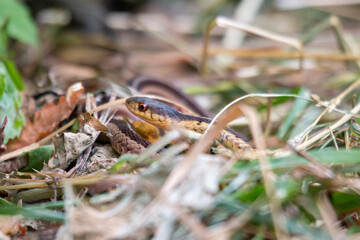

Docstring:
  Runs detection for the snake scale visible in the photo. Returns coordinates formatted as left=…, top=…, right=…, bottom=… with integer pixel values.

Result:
left=107, top=119, right=151, bottom=154
left=108, top=96, right=257, bottom=159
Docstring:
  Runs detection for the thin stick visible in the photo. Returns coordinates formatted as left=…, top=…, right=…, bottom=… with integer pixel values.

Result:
left=0, top=176, right=107, bottom=190
left=264, top=97, right=272, bottom=137
left=200, top=20, right=217, bottom=77
left=216, top=17, right=301, bottom=50
left=171, top=204, right=209, bottom=240
left=316, top=191, right=347, bottom=240
left=294, top=77, right=360, bottom=144
left=330, top=15, right=360, bottom=71
left=201, top=16, right=303, bottom=78
left=329, top=127, right=339, bottom=151
left=207, top=48, right=360, bottom=61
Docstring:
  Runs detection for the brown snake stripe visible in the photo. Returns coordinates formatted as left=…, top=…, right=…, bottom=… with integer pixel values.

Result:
left=125, top=96, right=257, bottom=159
left=107, top=119, right=151, bottom=154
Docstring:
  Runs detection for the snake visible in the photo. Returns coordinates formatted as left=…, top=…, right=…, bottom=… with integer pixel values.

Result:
left=123, top=96, right=257, bottom=158
left=107, top=119, right=152, bottom=155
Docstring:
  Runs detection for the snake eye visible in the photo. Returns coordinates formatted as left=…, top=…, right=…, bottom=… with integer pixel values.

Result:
left=138, top=103, right=148, bottom=112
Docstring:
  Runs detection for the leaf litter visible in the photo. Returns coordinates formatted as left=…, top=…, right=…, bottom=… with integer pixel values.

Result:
left=6, top=83, right=84, bottom=152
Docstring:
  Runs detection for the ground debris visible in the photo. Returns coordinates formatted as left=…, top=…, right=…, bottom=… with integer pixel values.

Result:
left=44, top=124, right=98, bottom=171
left=60, top=154, right=225, bottom=239
left=86, top=144, right=119, bottom=173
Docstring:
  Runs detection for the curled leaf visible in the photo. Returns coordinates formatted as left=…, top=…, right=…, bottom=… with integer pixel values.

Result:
left=78, top=112, right=108, bottom=133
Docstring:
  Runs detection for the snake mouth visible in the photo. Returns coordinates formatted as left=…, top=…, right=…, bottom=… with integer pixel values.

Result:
left=125, top=97, right=138, bottom=114
left=125, top=97, right=157, bottom=123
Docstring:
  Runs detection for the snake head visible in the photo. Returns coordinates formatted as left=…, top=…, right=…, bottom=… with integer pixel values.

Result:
left=125, top=97, right=176, bottom=128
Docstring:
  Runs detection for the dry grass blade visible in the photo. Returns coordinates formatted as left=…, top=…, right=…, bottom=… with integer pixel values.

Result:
left=201, top=16, right=303, bottom=77
left=0, top=174, right=109, bottom=191
left=331, top=177, right=360, bottom=195
left=207, top=48, right=360, bottom=61
left=329, top=127, right=339, bottom=151
left=241, top=104, right=289, bottom=239
left=290, top=146, right=334, bottom=179
left=332, top=77, right=360, bottom=107
left=170, top=204, right=209, bottom=240
left=293, top=77, right=360, bottom=145
left=316, top=191, right=347, bottom=240
left=329, top=16, right=360, bottom=71
left=61, top=183, right=77, bottom=239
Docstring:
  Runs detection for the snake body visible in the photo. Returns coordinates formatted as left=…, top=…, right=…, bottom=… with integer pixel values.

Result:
left=125, top=97, right=255, bottom=155
left=107, top=119, right=151, bottom=154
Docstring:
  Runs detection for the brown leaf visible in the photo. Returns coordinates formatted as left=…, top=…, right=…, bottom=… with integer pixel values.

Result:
left=7, top=83, right=84, bottom=152
left=78, top=112, right=108, bottom=133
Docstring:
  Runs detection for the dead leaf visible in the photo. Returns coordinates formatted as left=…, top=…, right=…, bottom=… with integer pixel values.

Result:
left=86, top=144, right=119, bottom=173
left=78, top=112, right=109, bottom=133
left=44, top=124, right=97, bottom=170
left=0, top=216, right=24, bottom=237
left=7, top=83, right=84, bottom=152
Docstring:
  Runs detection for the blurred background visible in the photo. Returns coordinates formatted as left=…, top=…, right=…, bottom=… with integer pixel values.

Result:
left=10, top=0, right=360, bottom=95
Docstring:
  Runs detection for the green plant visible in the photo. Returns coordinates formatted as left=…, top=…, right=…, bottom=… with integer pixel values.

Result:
left=0, top=0, right=39, bottom=143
